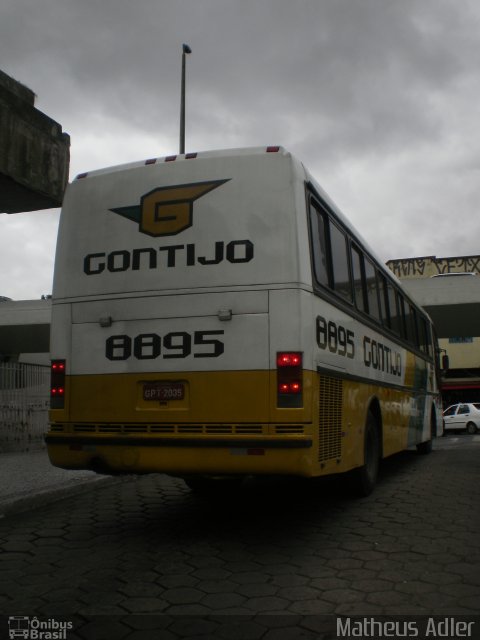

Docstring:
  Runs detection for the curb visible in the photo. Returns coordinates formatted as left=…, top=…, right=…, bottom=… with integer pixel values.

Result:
left=0, top=474, right=133, bottom=518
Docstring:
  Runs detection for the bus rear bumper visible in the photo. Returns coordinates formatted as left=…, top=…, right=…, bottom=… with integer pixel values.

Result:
left=44, top=434, right=314, bottom=477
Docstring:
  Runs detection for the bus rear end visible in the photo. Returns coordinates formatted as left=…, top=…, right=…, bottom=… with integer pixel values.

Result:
left=46, top=147, right=317, bottom=479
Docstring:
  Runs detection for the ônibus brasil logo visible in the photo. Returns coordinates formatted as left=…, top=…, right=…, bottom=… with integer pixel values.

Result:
left=109, top=179, right=230, bottom=237
left=8, top=616, right=73, bottom=639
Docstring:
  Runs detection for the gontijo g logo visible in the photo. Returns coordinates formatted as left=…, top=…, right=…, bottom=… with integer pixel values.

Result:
left=83, top=177, right=254, bottom=276
left=109, top=179, right=230, bottom=237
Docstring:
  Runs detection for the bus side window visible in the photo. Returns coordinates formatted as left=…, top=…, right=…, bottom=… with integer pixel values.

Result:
left=404, top=303, right=412, bottom=344
left=418, top=316, right=431, bottom=355
left=364, top=257, right=381, bottom=322
left=417, top=315, right=430, bottom=354
left=386, top=283, right=400, bottom=336
left=351, top=245, right=367, bottom=313
left=409, top=305, right=420, bottom=348
left=309, top=202, right=330, bottom=288
left=397, top=295, right=408, bottom=340
left=426, top=319, right=433, bottom=357
left=377, top=272, right=388, bottom=327
left=329, top=222, right=353, bottom=302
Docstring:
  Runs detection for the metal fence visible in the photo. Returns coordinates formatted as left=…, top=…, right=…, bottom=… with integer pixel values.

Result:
left=0, top=362, right=50, bottom=452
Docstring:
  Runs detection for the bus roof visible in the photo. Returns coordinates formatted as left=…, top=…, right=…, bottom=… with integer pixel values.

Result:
left=74, top=146, right=290, bottom=181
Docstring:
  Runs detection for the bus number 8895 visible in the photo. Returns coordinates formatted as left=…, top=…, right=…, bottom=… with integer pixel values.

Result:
left=105, top=330, right=225, bottom=361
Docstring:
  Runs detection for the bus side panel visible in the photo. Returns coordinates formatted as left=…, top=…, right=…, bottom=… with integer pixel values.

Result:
left=309, top=293, right=436, bottom=469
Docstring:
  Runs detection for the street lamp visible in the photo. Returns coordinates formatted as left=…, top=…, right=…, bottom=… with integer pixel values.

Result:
left=180, top=43, right=192, bottom=155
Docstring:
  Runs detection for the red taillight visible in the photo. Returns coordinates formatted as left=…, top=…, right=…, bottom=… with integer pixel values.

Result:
left=277, top=352, right=302, bottom=368
left=50, top=359, right=66, bottom=409
left=278, top=381, right=301, bottom=394
left=266, top=146, right=280, bottom=153
left=277, top=351, right=303, bottom=408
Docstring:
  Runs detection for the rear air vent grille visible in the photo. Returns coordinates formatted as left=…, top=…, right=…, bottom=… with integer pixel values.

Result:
left=205, top=425, right=234, bottom=434
left=73, top=424, right=95, bottom=432
left=318, top=375, right=343, bottom=462
left=274, top=425, right=305, bottom=435
left=150, top=425, right=175, bottom=433
left=177, top=425, right=203, bottom=434
left=53, top=423, right=266, bottom=436
left=235, top=425, right=264, bottom=435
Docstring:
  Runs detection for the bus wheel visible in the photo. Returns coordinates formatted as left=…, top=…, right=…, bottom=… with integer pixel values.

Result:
left=349, top=411, right=380, bottom=497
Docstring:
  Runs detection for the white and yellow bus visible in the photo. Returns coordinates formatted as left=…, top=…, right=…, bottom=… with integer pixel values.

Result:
left=46, top=146, right=443, bottom=495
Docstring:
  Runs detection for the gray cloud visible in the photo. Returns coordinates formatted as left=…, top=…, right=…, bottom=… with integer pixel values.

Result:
left=1, top=0, right=480, bottom=298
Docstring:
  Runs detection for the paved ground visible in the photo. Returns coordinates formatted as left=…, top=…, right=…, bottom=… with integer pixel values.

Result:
left=0, top=435, right=479, bottom=639
left=0, top=449, right=117, bottom=517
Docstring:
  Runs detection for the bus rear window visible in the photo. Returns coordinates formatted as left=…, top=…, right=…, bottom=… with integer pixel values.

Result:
left=309, top=200, right=352, bottom=303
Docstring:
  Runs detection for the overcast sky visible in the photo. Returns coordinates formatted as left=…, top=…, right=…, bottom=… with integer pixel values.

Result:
left=1, top=0, right=480, bottom=300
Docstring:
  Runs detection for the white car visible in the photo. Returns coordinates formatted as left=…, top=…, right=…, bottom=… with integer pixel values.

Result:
left=443, top=403, right=480, bottom=434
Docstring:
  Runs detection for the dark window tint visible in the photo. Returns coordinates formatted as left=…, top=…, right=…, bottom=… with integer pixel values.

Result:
left=387, top=284, right=402, bottom=336
left=443, top=405, right=457, bottom=417
left=397, top=295, right=407, bottom=339
left=405, top=304, right=419, bottom=347
left=309, top=203, right=329, bottom=287
left=364, top=257, right=380, bottom=321
left=330, top=222, right=352, bottom=302
left=351, top=246, right=366, bottom=312
left=377, top=272, right=388, bottom=326
left=418, top=316, right=431, bottom=355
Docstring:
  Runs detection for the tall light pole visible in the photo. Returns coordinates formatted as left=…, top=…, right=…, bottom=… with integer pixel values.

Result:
left=180, top=43, right=192, bottom=155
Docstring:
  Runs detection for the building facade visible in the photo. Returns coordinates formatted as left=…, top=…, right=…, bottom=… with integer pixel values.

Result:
left=386, top=255, right=480, bottom=407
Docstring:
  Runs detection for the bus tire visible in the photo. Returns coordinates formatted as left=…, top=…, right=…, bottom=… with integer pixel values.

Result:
left=349, top=411, right=380, bottom=497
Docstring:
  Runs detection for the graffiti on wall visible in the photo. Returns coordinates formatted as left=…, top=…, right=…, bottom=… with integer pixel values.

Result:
left=386, top=255, right=480, bottom=279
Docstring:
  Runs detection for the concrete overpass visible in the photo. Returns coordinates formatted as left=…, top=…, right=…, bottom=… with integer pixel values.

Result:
left=402, top=274, right=480, bottom=338
left=0, top=275, right=478, bottom=358
left=0, top=299, right=51, bottom=356
left=0, top=69, right=70, bottom=213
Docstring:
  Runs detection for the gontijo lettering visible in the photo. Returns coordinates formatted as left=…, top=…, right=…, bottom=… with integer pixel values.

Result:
left=363, top=336, right=402, bottom=376
left=316, top=315, right=402, bottom=377
left=83, top=240, right=254, bottom=275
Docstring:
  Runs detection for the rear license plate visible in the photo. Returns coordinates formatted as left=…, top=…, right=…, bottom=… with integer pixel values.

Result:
left=143, top=382, right=185, bottom=401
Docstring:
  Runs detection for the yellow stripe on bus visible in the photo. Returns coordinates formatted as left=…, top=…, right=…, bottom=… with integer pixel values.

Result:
left=48, top=370, right=421, bottom=477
